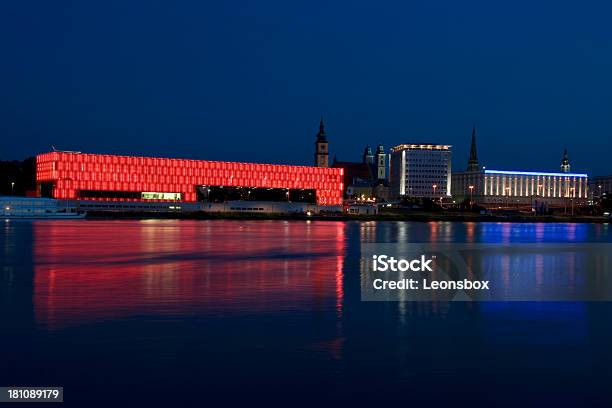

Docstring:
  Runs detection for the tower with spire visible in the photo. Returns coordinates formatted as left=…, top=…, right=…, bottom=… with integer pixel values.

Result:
left=560, top=148, right=570, bottom=173
left=314, top=117, right=329, bottom=167
left=467, top=125, right=480, bottom=172
left=362, top=145, right=374, bottom=164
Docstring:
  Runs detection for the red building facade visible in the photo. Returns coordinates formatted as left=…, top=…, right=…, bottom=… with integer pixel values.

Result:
left=36, top=152, right=344, bottom=205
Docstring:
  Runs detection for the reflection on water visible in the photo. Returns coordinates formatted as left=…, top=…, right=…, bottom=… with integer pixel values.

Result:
left=1, top=220, right=612, bottom=405
left=33, top=220, right=346, bottom=329
left=25, top=220, right=612, bottom=327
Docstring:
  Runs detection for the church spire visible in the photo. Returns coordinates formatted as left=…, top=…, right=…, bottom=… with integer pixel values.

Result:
left=467, top=124, right=480, bottom=172
left=314, top=117, right=329, bottom=167
left=316, top=116, right=327, bottom=142
left=560, top=148, right=570, bottom=173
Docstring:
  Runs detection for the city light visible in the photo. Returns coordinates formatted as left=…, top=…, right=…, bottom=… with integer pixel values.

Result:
left=485, top=169, right=588, bottom=178
left=468, top=185, right=474, bottom=206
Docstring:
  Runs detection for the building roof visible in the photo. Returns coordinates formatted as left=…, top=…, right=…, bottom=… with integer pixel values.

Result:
left=372, top=179, right=389, bottom=187
left=484, top=169, right=588, bottom=178
left=332, top=161, right=373, bottom=179
left=332, top=160, right=375, bottom=187
left=391, top=144, right=451, bottom=152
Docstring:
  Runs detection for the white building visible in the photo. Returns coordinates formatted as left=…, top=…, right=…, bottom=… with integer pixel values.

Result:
left=390, top=144, right=452, bottom=199
left=451, top=129, right=589, bottom=209
left=478, top=170, right=588, bottom=206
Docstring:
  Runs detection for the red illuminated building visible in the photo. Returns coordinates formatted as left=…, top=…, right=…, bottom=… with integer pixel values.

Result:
left=36, top=151, right=344, bottom=205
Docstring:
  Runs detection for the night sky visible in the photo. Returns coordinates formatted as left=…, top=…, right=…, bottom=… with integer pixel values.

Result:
left=1, top=0, right=611, bottom=175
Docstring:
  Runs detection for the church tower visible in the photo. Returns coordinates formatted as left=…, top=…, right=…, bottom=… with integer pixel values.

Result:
left=362, top=145, right=374, bottom=164
left=466, top=125, right=480, bottom=172
left=314, top=117, right=329, bottom=167
left=560, top=148, right=570, bottom=173
left=375, top=144, right=386, bottom=180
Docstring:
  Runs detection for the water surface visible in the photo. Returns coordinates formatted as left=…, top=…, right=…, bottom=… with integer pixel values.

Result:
left=1, top=220, right=611, bottom=406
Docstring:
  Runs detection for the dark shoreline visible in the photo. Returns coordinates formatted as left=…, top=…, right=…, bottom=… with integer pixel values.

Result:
left=85, top=211, right=611, bottom=223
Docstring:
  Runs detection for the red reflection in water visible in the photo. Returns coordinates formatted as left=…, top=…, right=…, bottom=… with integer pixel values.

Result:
left=428, top=222, right=438, bottom=242
left=34, top=220, right=346, bottom=329
left=465, top=222, right=475, bottom=243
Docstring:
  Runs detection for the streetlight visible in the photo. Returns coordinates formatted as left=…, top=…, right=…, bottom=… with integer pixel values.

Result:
left=468, top=185, right=474, bottom=208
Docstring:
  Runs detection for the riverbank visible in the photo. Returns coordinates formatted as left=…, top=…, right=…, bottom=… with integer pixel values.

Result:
left=85, top=210, right=611, bottom=223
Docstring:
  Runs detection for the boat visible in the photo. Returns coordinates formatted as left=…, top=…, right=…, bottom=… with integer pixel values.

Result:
left=1, top=197, right=86, bottom=219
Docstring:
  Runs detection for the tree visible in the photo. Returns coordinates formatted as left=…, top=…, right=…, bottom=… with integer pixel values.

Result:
left=0, top=157, right=36, bottom=196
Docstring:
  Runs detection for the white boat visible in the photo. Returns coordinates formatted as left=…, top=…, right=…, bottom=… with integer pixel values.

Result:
left=1, top=197, right=86, bottom=219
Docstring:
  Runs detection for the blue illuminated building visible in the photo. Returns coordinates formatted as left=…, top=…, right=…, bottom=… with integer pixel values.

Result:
left=452, top=128, right=588, bottom=209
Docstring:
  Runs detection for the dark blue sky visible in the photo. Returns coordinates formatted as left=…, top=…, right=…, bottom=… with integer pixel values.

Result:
left=1, top=0, right=611, bottom=175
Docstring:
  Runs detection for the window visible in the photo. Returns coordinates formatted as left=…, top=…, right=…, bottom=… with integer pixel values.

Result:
left=141, top=192, right=182, bottom=200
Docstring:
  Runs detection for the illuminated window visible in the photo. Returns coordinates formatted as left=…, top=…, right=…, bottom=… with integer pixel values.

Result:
left=141, top=192, right=182, bottom=200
